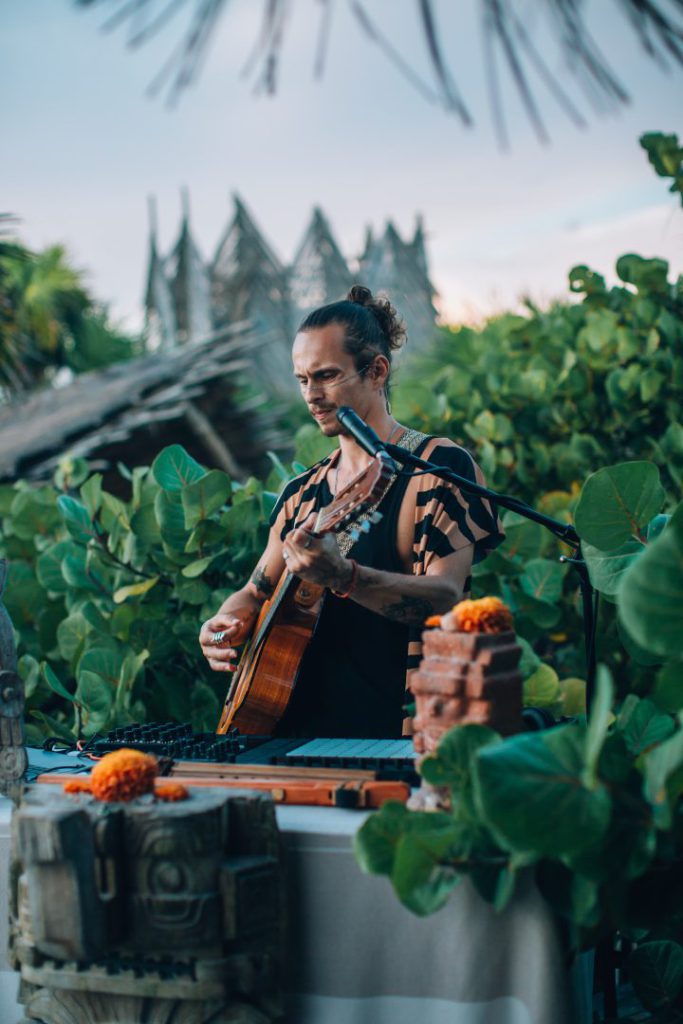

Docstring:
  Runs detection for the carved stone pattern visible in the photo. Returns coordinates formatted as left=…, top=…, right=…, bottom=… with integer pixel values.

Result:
left=11, top=788, right=284, bottom=1023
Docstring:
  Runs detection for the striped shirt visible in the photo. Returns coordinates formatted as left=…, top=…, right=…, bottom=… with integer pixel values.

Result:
left=270, top=435, right=505, bottom=723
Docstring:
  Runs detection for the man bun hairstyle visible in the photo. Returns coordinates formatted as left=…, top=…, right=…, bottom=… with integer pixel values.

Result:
left=298, top=284, right=406, bottom=402
left=345, top=285, right=406, bottom=353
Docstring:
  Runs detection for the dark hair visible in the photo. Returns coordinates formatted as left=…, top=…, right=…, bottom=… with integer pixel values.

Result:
left=297, top=284, right=406, bottom=399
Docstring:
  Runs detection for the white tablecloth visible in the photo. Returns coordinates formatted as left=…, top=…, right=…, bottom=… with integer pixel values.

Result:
left=0, top=798, right=592, bottom=1024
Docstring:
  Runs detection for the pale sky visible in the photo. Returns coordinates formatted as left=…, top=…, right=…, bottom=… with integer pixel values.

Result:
left=3, top=0, right=682, bottom=329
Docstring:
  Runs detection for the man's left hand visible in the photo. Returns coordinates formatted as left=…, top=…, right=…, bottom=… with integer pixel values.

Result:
left=282, top=521, right=352, bottom=591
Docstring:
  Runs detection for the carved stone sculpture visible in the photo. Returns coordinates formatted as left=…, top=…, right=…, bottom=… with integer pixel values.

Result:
left=0, top=558, right=27, bottom=799
left=9, top=786, right=284, bottom=1023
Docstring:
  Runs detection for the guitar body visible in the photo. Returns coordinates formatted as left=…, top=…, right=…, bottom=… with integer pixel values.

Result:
left=216, top=452, right=395, bottom=736
left=216, top=574, right=324, bottom=735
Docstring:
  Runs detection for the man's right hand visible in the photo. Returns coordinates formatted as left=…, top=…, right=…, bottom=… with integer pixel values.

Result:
left=199, top=610, right=257, bottom=673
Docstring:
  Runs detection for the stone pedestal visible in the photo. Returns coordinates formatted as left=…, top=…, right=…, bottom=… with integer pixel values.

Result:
left=0, top=559, right=27, bottom=801
left=410, top=629, right=522, bottom=809
left=9, top=787, right=284, bottom=1024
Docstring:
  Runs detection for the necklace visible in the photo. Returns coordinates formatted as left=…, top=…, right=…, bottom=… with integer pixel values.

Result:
left=333, top=422, right=404, bottom=495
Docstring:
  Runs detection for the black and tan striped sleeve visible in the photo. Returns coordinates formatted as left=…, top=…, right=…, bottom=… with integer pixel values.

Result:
left=412, top=441, right=505, bottom=573
left=405, top=441, right=505, bottom=689
left=268, top=458, right=333, bottom=541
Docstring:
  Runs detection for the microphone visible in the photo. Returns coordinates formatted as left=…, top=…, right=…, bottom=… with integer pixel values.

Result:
left=336, top=408, right=398, bottom=469
left=336, top=407, right=384, bottom=456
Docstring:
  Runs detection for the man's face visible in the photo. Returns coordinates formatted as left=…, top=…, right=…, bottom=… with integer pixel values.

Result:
left=292, top=324, right=379, bottom=436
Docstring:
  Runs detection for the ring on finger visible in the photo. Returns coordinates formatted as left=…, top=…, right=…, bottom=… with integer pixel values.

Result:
left=212, top=630, right=226, bottom=645
left=283, top=550, right=290, bottom=560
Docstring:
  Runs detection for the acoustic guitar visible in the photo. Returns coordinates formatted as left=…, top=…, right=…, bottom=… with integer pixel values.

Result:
left=216, top=453, right=395, bottom=735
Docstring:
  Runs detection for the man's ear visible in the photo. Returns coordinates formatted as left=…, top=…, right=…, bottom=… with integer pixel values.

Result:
left=372, top=355, right=390, bottom=387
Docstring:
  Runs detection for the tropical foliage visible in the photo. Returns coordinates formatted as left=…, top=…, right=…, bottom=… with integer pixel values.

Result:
left=356, top=461, right=683, bottom=1016
left=0, top=226, right=139, bottom=394
left=0, top=447, right=283, bottom=745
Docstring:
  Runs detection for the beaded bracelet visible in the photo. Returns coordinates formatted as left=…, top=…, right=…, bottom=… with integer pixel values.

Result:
left=331, top=558, right=359, bottom=599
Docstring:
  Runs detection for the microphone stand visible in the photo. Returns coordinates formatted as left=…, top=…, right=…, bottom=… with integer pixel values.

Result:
left=383, top=442, right=598, bottom=712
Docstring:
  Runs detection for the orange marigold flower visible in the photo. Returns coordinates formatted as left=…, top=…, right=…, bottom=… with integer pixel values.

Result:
left=451, top=596, right=513, bottom=634
left=90, top=749, right=158, bottom=803
left=155, top=782, right=190, bottom=802
left=63, top=778, right=92, bottom=795
left=424, top=615, right=442, bottom=628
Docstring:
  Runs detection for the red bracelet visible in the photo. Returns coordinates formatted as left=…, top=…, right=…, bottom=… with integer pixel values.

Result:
left=331, top=559, right=359, bottom=599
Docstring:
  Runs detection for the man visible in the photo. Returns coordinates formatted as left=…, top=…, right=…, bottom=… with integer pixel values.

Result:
left=199, top=286, right=503, bottom=737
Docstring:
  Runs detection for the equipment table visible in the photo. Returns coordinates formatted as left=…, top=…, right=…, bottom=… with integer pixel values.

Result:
left=0, top=796, right=592, bottom=1024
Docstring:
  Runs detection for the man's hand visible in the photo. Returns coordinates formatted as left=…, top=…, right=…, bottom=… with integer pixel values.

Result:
left=282, top=522, right=352, bottom=592
left=199, top=608, right=257, bottom=673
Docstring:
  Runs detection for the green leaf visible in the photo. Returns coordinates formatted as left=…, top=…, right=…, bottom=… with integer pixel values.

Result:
left=293, top=424, right=337, bottom=467
left=181, top=470, right=231, bottom=529
left=80, top=474, right=103, bottom=518
left=519, top=558, right=565, bottom=604
left=500, top=514, right=544, bottom=561
left=182, top=555, right=219, bottom=578
left=617, top=253, right=670, bottom=295
left=514, top=589, right=562, bottom=629
left=154, top=490, right=188, bottom=551
left=0, top=485, right=17, bottom=516
left=643, top=730, right=683, bottom=828
left=629, top=941, right=683, bottom=1012
left=392, top=829, right=462, bottom=916
left=473, top=724, right=611, bottom=857
left=130, top=501, right=161, bottom=544
left=640, top=368, right=665, bottom=403
left=523, top=663, right=561, bottom=708
left=57, top=494, right=100, bottom=544
left=36, top=540, right=73, bottom=593
left=152, top=445, right=206, bottom=491
left=9, top=488, right=62, bottom=540
left=354, top=800, right=410, bottom=875
left=56, top=612, right=90, bottom=665
left=559, top=678, right=587, bottom=717
left=29, top=709, right=75, bottom=742
left=617, top=617, right=662, bottom=667
left=42, top=662, right=76, bottom=703
left=419, top=724, right=501, bottom=790
left=617, top=696, right=675, bottom=756
left=101, top=492, right=131, bottom=532
left=618, top=517, right=683, bottom=657
left=578, top=308, right=618, bottom=352
left=77, top=670, right=114, bottom=719
left=651, top=661, right=683, bottom=714
left=517, top=635, right=541, bottom=678
left=582, top=537, right=644, bottom=596
left=584, top=666, right=613, bottom=782
left=79, top=646, right=125, bottom=688
left=113, top=576, right=159, bottom=604
left=574, top=462, right=665, bottom=550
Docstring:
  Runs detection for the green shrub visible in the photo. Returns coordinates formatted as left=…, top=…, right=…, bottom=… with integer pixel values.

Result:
left=0, top=447, right=280, bottom=744
left=356, top=464, right=683, bottom=1010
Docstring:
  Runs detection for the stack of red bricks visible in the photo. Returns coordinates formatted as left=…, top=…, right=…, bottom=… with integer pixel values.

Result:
left=411, top=598, right=523, bottom=758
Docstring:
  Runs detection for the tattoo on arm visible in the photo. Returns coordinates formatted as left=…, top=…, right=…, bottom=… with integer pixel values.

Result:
left=381, top=596, right=435, bottom=625
left=251, top=567, right=275, bottom=598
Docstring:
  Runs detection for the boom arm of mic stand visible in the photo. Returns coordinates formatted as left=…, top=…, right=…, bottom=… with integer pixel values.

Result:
left=384, top=442, right=598, bottom=710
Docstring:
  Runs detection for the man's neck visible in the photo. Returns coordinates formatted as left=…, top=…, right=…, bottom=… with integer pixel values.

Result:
left=337, top=409, right=400, bottom=477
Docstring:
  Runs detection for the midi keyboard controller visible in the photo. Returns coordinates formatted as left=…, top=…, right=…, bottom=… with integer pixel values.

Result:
left=89, top=723, right=419, bottom=785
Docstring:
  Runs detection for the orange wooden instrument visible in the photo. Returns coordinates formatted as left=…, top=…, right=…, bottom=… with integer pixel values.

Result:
left=36, top=770, right=410, bottom=809
left=216, top=453, right=395, bottom=736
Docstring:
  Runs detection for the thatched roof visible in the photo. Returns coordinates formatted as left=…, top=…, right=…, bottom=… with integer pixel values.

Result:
left=0, top=321, right=288, bottom=489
